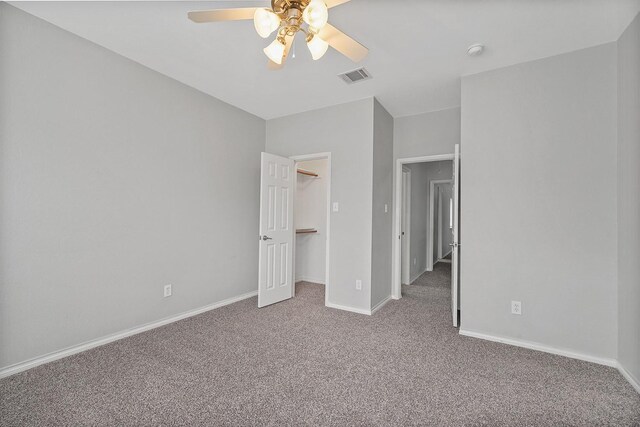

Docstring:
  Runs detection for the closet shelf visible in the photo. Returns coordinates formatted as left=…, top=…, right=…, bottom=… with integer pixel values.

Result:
left=296, top=228, right=318, bottom=234
left=297, top=169, right=319, bottom=177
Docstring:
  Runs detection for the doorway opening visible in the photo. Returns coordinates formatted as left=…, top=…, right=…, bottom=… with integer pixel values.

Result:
left=394, top=147, right=460, bottom=326
left=292, top=154, right=330, bottom=306
left=429, top=179, right=453, bottom=271
left=257, top=152, right=331, bottom=309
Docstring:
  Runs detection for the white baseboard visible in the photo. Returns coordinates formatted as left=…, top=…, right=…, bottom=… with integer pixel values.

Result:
left=325, top=295, right=393, bottom=316
left=371, top=295, right=392, bottom=315
left=325, top=301, right=371, bottom=316
left=458, top=329, right=617, bottom=367
left=295, top=276, right=325, bottom=285
left=0, top=290, right=258, bottom=379
left=617, top=362, right=640, bottom=394
left=409, top=268, right=427, bottom=284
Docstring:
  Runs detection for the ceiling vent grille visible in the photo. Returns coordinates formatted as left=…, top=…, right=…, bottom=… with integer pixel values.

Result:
left=338, top=67, right=371, bottom=84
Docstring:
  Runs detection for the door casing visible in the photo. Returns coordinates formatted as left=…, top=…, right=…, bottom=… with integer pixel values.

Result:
left=393, top=153, right=455, bottom=301
left=401, top=167, right=411, bottom=285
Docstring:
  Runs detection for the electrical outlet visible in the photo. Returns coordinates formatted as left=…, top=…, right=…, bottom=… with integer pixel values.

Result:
left=164, top=284, right=172, bottom=298
left=355, top=280, right=362, bottom=290
left=332, top=202, right=339, bottom=212
left=384, top=204, right=388, bottom=213
left=413, top=258, right=417, bottom=265
left=511, top=300, right=522, bottom=315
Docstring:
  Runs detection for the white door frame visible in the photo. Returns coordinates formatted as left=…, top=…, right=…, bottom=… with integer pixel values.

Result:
left=290, top=152, right=331, bottom=307
left=401, top=167, right=411, bottom=285
left=393, top=154, right=454, bottom=299
left=428, top=179, right=452, bottom=271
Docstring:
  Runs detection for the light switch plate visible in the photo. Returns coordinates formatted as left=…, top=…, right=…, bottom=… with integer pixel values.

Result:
left=332, top=202, right=339, bottom=212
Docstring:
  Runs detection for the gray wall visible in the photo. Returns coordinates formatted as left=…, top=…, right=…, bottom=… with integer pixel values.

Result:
left=460, top=43, right=618, bottom=359
left=0, top=4, right=265, bottom=369
left=617, top=13, right=640, bottom=385
left=266, top=99, right=375, bottom=311
left=371, top=99, right=394, bottom=307
left=394, top=108, right=461, bottom=160
left=405, top=161, right=452, bottom=281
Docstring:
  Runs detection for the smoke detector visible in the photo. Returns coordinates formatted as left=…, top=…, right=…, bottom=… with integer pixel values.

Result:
left=467, top=44, right=485, bottom=56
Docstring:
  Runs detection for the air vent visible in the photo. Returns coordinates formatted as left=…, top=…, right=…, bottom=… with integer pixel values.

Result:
left=338, top=67, right=371, bottom=84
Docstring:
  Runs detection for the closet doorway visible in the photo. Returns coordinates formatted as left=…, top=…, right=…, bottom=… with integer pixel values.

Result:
left=291, top=153, right=331, bottom=306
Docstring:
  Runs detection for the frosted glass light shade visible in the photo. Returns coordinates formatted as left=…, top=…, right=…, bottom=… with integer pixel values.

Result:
left=307, top=35, right=328, bottom=60
left=264, top=38, right=286, bottom=64
left=254, top=8, right=280, bottom=38
left=303, top=0, right=328, bottom=31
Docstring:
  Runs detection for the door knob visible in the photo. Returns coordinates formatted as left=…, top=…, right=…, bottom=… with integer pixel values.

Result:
left=261, top=235, right=273, bottom=241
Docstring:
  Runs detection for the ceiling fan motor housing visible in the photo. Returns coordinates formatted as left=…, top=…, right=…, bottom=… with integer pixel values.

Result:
left=272, top=0, right=310, bottom=16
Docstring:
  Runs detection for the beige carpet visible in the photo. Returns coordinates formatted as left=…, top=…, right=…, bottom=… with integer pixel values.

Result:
left=411, top=262, right=452, bottom=288
left=1, top=282, right=639, bottom=426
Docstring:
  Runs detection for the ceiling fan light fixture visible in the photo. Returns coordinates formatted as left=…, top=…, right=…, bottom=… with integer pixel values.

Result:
left=254, top=8, right=280, bottom=38
left=307, top=34, right=329, bottom=60
left=302, top=0, right=328, bottom=30
left=264, top=37, right=286, bottom=64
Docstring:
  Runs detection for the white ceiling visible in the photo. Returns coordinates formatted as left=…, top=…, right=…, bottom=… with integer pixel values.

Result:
left=10, top=0, right=640, bottom=119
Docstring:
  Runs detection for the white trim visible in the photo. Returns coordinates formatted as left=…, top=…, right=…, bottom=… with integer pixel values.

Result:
left=401, top=167, right=411, bottom=285
left=325, top=301, right=371, bottom=316
left=295, top=277, right=326, bottom=285
left=617, top=363, right=640, bottom=394
left=371, top=295, right=393, bottom=315
left=400, top=154, right=455, bottom=164
left=0, top=290, right=258, bottom=379
left=409, top=267, right=427, bottom=285
left=458, top=329, right=617, bottom=367
left=393, top=153, right=455, bottom=299
left=290, top=152, right=331, bottom=308
left=428, top=179, right=452, bottom=271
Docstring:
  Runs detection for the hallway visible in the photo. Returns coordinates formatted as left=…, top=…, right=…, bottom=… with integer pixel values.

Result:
left=410, top=262, right=451, bottom=289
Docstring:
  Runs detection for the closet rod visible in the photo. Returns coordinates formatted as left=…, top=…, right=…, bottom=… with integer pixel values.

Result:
left=297, top=169, right=319, bottom=177
left=296, top=228, right=318, bottom=234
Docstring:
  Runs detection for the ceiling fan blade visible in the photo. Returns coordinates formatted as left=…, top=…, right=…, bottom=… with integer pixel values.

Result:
left=325, top=0, right=351, bottom=8
left=267, top=34, right=294, bottom=70
left=317, top=23, right=368, bottom=62
left=188, top=8, right=258, bottom=23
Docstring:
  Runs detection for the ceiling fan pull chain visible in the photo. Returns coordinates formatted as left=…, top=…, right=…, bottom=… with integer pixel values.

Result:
left=292, top=35, right=296, bottom=59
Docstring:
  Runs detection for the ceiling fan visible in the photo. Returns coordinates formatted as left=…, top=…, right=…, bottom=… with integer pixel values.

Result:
left=188, top=0, right=368, bottom=69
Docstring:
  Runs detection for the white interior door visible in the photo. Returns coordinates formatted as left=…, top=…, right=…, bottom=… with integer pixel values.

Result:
left=258, top=152, right=294, bottom=308
left=451, top=144, right=460, bottom=327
